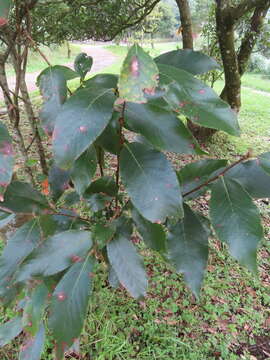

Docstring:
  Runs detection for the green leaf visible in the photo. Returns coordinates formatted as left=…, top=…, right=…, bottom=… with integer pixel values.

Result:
left=84, top=176, right=118, bottom=197
left=0, top=121, right=14, bottom=199
left=158, top=64, right=240, bottom=136
left=108, top=266, right=120, bottom=289
left=125, top=102, right=202, bottom=154
left=178, top=159, right=228, bottom=200
left=22, top=284, right=49, bottom=335
left=120, top=142, right=183, bottom=223
left=131, top=206, right=166, bottom=253
left=85, top=193, right=112, bottom=213
left=53, top=84, right=115, bottom=169
left=0, top=0, right=11, bottom=26
left=48, top=257, right=94, bottom=354
left=92, top=223, right=116, bottom=249
left=259, top=152, right=270, bottom=175
left=48, top=164, right=70, bottom=202
left=70, top=146, right=97, bottom=196
left=210, top=177, right=263, bottom=273
left=74, top=53, right=93, bottom=80
left=155, top=49, right=221, bottom=75
left=1, top=181, right=50, bottom=214
left=0, top=317, right=23, bottom=346
left=118, top=44, right=159, bottom=103
left=226, top=160, right=270, bottom=198
left=167, top=204, right=209, bottom=297
left=0, top=220, right=41, bottom=296
left=107, top=218, right=148, bottom=299
left=19, top=325, right=45, bottom=360
left=0, top=211, right=15, bottom=229
left=96, top=112, right=121, bottom=155
left=17, top=230, right=92, bottom=282
left=84, top=74, right=118, bottom=89
left=37, top=66, right=79, bottom=134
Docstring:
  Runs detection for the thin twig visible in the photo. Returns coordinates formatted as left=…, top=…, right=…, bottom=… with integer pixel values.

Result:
left=183, top=151, right=252, bottom=198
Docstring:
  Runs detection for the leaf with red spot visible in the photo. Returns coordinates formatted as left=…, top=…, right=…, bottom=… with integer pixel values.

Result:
left=0, top=0, right=12, bottom=27
left=19, top=324, right=45, bottom=360
left=37, top=66, right=79, bottom=135
left=120, top=142, right=183, bottom=223
left=48, top=256, right=95, bottom=358
left=118, top=44, right=159, bottom=103
left=53, top=83, right=115, bottom=169
left=0, top=121, right=14, bottom=200
left=16, top=230, right=92, bottom=282
left=48, top=164, right=70, bottom=202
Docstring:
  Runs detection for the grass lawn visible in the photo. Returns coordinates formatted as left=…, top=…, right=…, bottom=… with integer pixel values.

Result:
left=5, top=43, right=82, bottom=77
left=241, top=73, right=270, bottom=93
left=1, top=44, right=270, bottom=360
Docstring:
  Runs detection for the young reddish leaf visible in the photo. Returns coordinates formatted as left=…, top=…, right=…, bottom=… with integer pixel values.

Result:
left=41, top=178, right=49, bottom=196
left=118, top=44, right=159, bottom=103
left=0, top=121, right=14, bottom=200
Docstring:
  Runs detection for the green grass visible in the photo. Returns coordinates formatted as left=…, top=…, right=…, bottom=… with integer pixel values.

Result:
left=5, top=43, right=82, bottom=76
left=241, top=73, right=270, bottom=93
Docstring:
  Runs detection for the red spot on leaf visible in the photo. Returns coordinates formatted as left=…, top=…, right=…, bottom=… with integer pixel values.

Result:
left=166, top=183, right=173, bottom=188
left=71, top=255, right=82, bottom=263
left=144, top=87, right=155, bottom=96
left=188, top=144, right=195, bottom=149
left=199, top=89, right=206, bottom=94
left=0, top=194, right=4, bottom=202
left=79, top=126, right=87, bottom=133
left=155, top=220, right=162, bottom=224
left=57, top=292, right=67, bottom=301
left=0, top=18, right=8, bottom=27
left=0, top=141, right=13, bottom=156
left=130, top=56, right=139, bottom=77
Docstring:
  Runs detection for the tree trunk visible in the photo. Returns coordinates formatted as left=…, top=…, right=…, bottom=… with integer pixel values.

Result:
left=175, top=0, right=193, bottom=49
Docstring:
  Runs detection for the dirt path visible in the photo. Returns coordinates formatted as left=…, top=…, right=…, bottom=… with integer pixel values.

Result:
left=242, top=86, right=270, bottom=97
left=0, top=45, right=117, bottom=100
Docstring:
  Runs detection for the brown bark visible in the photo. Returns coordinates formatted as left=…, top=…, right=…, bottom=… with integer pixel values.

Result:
left=175, top=0, right=194, bottom=49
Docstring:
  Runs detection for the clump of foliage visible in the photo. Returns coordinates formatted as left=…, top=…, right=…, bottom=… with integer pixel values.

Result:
left=0, top=42, right=270, bottom=359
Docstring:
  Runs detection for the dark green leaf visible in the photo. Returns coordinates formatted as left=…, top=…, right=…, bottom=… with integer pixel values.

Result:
left=62, top=191, right=80, bottom=206
left=131, top=206, right=166, bottom=252
left=108, top=266, right=120, bottom=289
left=167, top=204, right=209, bottom=297
left=0, top=121, right=14, bottom=199
left=259, top=152, right=270, bottom=175
left=158, top=64, right=240, bottom=136
left=70, top=146, right=97, bottom=196
left=125, top=102, right=202, bottom=154
left=0, top=211, right=15, bottom=229
left=1, top=181, right=50, bottom=214
left=37, top=66, right=78, bottom=134
left=96, top=112, right=121, bottom=155
left=226, top=160, right=270, bottom=198
left=178, top=159, right=228, bottom=200
left=85, top=193, right=112, bottom=213
left=22, top=284, right=48, bottom=335
left=210, top=177, right=263, bottom=273
left=74, top=53, right=93, bottom=80
left=17, top=230, right=92, bottom=282
left=118, top=44, right=159, bottom=103
left=19, top=325, right=45, bottom=360
left=48, top=164, right=70, bottom=202
left=53, top=84, right=115, bottom=169
left=120, top=142, right=183, bottom=223
left=85, top=176, right=118, bottom=197
left=107, top=218, right=148, bottom=299
left=84, top=74, right=118, bottom=89
left=92, top=223, right=116, bottom=249
left=48, top=257, right=94, bottom=352
left=0, top=317, right=23, bottom=346
left=155, top=49, right=221, bottom=75
left=0, top=220, right=41, bottom=296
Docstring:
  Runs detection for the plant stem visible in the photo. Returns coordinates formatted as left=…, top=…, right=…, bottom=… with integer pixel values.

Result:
left=183, top=151, right=251, bottom=198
